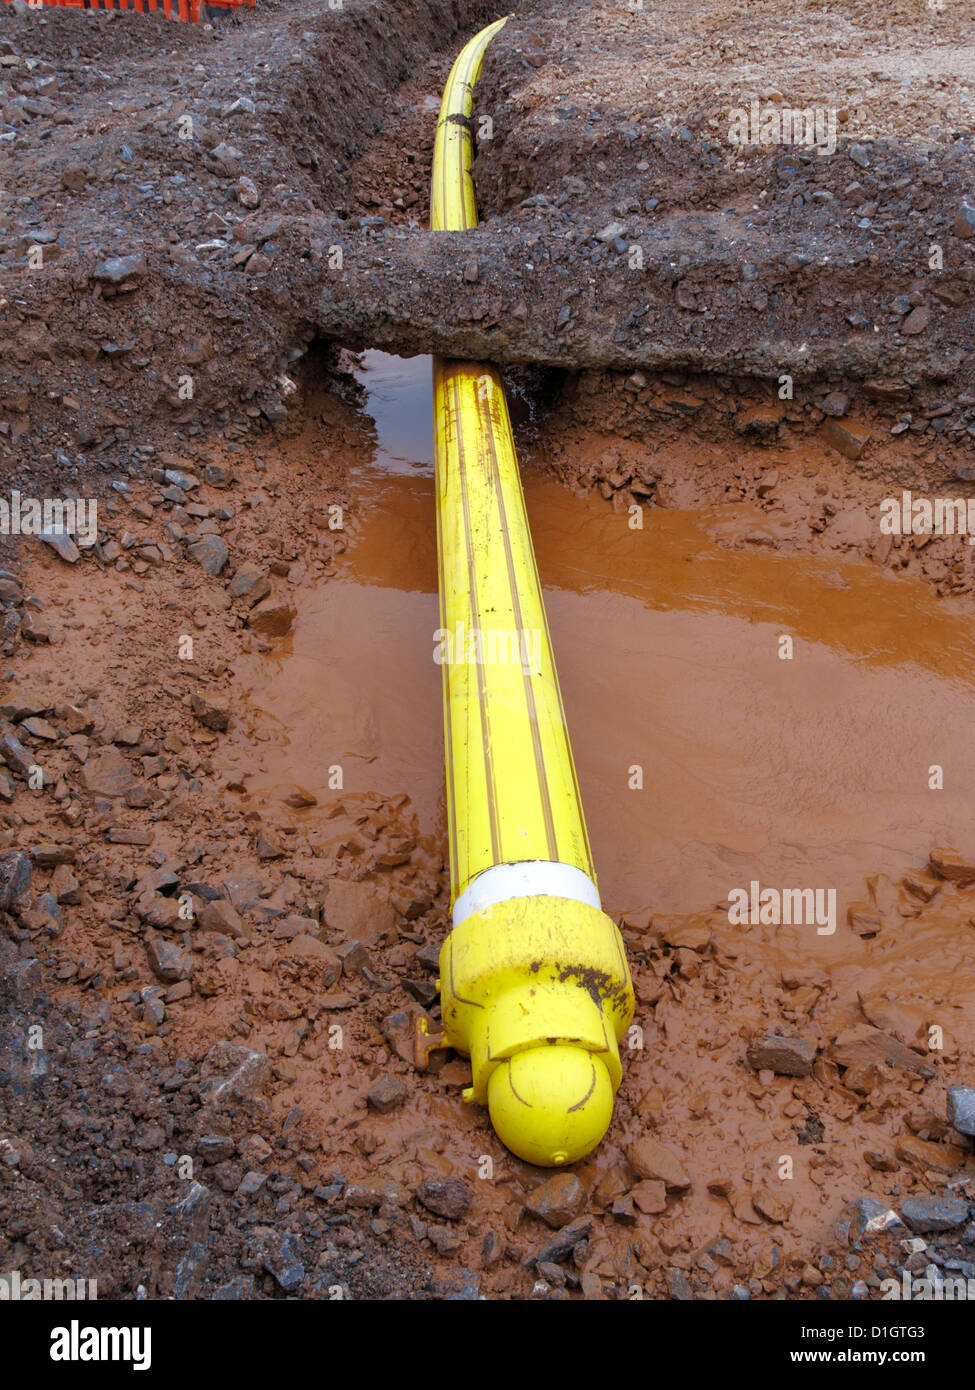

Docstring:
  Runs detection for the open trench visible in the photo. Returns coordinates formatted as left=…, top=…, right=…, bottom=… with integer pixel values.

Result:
left=4, top=335, right=975, bottom=1299
left=1, top=0, right=975, bottom=1302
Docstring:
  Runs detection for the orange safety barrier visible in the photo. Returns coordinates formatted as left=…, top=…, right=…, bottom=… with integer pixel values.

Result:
left=2, top=0, right=255, bottom=19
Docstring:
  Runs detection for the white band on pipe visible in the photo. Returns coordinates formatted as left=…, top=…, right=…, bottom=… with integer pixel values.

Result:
left=452, top=861, right=601, bottom=926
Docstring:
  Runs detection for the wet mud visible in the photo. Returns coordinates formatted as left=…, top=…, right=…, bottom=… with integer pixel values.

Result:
left=4, top=345, right=973, bottom=1301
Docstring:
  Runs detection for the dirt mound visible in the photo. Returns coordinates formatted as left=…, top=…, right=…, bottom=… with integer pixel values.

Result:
left=1, top=0, right=972, bottom=489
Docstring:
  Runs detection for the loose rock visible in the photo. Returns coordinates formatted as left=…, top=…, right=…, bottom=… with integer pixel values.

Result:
left=525, top=1172, right=586, bottom=1229
left=947, top=1086, right=975, bottom=1138
left=80, top=747, right=136, bottom=799
left=746, top=1032, right=816, bottom=1077
left=366, top=1075, right=407, bottom=1114
left=190, top=690, right=230, bottom=733
left=901, top=1195, right=970, bottom=1234
left=625, top=1136, right=691, bottom=1190
left=415, top=1176, right=472, bottom=1221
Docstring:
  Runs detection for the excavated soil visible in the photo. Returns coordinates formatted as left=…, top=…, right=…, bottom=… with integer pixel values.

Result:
left=1, top=0, right=973, bottom=481
left=1, top=0, right=974, bottom=1303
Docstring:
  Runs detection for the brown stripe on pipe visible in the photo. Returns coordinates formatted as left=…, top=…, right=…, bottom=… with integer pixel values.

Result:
left=534, top=566, right=596, bottom=877
left=478, top=375, right=560, bottom=864
left=450, top=367, right=501, bottom=866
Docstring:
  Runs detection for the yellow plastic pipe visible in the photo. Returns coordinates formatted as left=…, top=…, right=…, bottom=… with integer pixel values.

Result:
left=429, top=18, right=634, bottom=1166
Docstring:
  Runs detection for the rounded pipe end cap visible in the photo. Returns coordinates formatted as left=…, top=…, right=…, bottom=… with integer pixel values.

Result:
left=487, top=1044, right=613, bottom=1168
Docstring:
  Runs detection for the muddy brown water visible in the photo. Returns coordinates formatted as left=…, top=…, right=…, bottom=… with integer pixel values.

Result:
left=232, top=352, right=975, bottom=941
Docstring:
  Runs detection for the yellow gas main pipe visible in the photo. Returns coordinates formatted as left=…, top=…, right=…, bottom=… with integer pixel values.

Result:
left=429, top=18, right=634, bottom=1166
